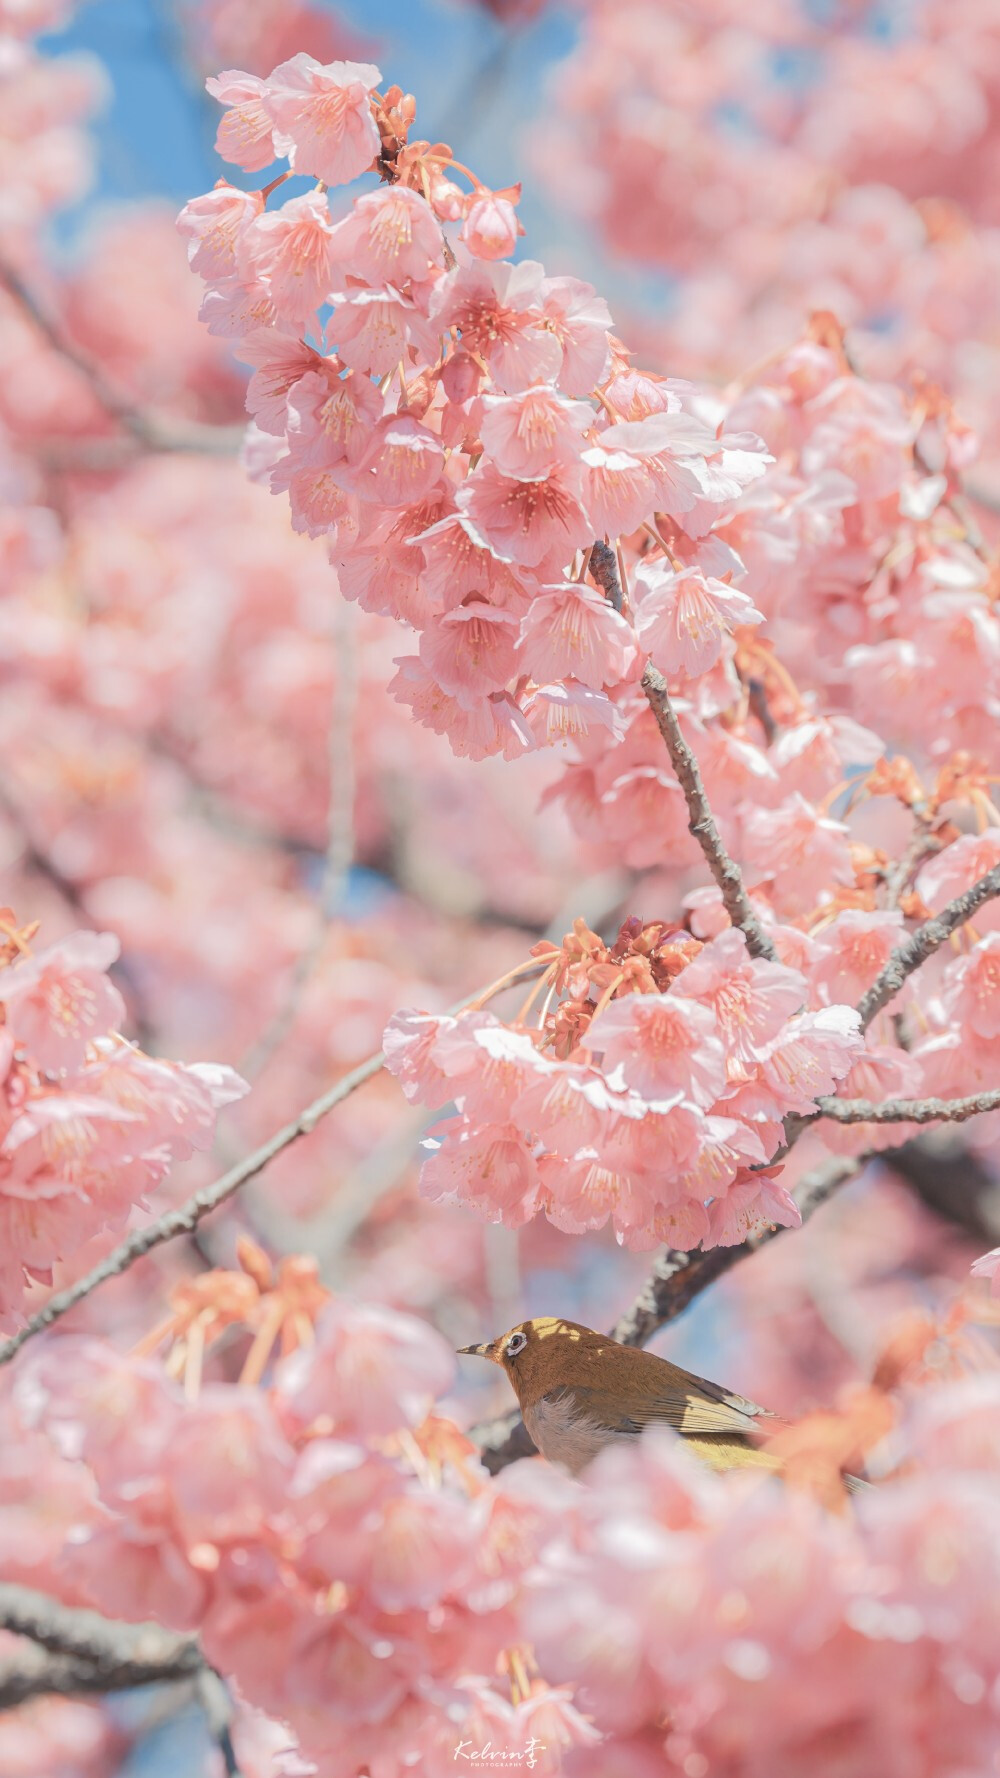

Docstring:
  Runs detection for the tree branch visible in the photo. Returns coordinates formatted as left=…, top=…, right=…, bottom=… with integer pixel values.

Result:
left=611, top=1153, right=863, bottom=1346
left=858, top=861, right=1000, bottom=1030
left=0, top=1051, right=387, bottom=1368
left=0, top=1585, right=201, bottom=1708
left=0, top=259, right=243, bottom=458
left=815, top=1089, right=1000, bottom=1125
left=885, top=1134, right=1000, bottom=1244
left=641, top=662, right=778, bottom=961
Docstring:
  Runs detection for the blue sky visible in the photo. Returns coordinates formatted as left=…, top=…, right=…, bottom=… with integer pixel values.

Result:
left=47, top=1, right=575, bottom=246
left=42, top=0, right=671, bottom=315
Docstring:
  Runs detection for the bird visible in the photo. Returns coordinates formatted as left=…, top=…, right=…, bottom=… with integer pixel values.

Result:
left=460, top=1315, right=868, bottom=1488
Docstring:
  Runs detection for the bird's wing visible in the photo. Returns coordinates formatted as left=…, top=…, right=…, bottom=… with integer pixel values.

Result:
left=545, top=1370, right=777, bottom=1442
left=662, top=1364, right=779, bottom=1439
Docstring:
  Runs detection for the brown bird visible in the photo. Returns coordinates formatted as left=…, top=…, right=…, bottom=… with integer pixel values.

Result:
left=460, top=1315, right=866, bottom=1487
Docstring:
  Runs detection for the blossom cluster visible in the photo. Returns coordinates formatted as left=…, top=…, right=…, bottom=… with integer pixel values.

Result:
left=7, top=1260, right=1000, bottom=1777
left=524, top=1382, right=1000, bottom=1776
left=179, top=54, right=772, bottom=769
left=8, top=1278, right=594, bottom=1778
left=0, top=913, right=245, bottom=1324
left=386, top=917, right=866, bottom=1248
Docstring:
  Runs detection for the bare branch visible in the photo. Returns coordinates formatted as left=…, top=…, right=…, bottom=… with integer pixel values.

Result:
left=0, top=260, right=242, bottom=458
left=883, top=823, right=941, bottom=910
left=858, top=860, right=1000, bottom=1029
left=0, top=1585, right=197, bottom=1670
left=0, top=1585, right=201, bottom=1707
left=0, top=1645, right=195, bottom=1708
left=641, top=662, right=778, bottom=961
left=816, top=1088, right=1000, bottom=1125
left=886, top=1134, right=1000, bottom=1245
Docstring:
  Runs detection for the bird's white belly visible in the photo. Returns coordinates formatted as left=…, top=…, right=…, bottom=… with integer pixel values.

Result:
left=524, top=1393, right=629, bottom=1475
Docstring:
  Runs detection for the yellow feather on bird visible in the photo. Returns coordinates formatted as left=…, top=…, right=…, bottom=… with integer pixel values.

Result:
left=460, top=1316, right=869, bottom=1489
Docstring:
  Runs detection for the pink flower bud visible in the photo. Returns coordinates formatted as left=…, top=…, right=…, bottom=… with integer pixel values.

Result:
left=461, top=192, right=522, bottom=261
left=428, top=175, right=464, bottom=221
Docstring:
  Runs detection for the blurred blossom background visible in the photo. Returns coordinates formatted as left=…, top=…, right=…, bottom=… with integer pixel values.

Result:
left=4, top=1, right=1000, bottom=1772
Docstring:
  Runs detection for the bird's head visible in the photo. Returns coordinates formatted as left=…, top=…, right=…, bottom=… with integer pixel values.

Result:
left=458, top=1316, right=609, bottom=1407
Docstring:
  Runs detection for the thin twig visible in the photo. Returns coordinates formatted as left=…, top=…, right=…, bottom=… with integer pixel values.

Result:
left=815, top=1088, right=1000, bottom=1126
left=240, top=602, right=358, bottom=1078
left=196, top=1668, right=244, bottom=1778
left=641, top=662, right=778, bottom=961
left=0, top=970, right=545, bottom=1368
left=0, top=1645, right=195, bottom=1708
left=858, top=860, right=1000, bottom=1030
left=0, top=259, right=242, bottom=458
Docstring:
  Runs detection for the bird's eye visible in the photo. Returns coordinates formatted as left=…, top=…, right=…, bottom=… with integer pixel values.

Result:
left=506, top=1331, right=528, bottom=1357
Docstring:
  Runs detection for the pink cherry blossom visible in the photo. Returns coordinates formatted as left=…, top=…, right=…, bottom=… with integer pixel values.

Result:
left=677, top=927, right=805, bottom=1065
left=633, top=562, right=764, bottom=679
left=176, top=182, right=265, bottom=281
left=330, top=284, right=436, bottom=377
left=583, top=991, right=725, bottom=1106
left=456, top=461, right=591, bottom=568
left=276, top=1299, right=456, bottom=1440
left=285, top=365, right=383, bottom=467
left=327, top=184, right=444, bottom=285
left=808, top=908, right=904, bottom=1007
left=431, top=258, right=562, bottom=393
left=263, top=55, right=382, bottom=186
left=0, top=931, right=124, bottom=1072
left=242, top=190, right=340, bottom=324
left=418, top=604, right=520, bottom=697
left=516, top=582, right=638, bottom=690
left=206, top=70, right=281, bottom=172
left=478, top=386, right=592, bottom=481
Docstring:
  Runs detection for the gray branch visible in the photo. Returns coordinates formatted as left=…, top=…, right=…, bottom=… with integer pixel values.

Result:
left=816, top=1088, right=1000, bottom=1125
left=0, top=1585, right=201, bottom=1709
left=641, top=662, right=778, bottom=961
left=858, top=861, right=1000, bottom=1029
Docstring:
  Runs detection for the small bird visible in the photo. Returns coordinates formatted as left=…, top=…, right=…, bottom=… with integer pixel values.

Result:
left=460, top=1316, right=866, bottom=1487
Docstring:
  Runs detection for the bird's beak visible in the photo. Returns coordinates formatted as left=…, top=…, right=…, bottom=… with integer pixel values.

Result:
left=457, top=1340, right=498, bottom=1362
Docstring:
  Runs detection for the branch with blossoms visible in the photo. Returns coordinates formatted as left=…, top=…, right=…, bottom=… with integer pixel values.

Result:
left=171, top=49, right=1000, bottom=1368
left=0, top=964, right=548, bottom=1367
